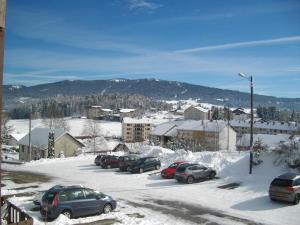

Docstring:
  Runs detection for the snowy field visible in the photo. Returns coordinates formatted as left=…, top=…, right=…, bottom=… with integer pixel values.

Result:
left=8, top=111, right=181, bottom=139
left=2, top=147, right=300, bottom=225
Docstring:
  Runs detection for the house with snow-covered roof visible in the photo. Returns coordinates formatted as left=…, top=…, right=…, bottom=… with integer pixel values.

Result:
left=151, top=120, right=236, bottom=151
left=87, top=106, right=113, bottom=119
left=184, top=106, right=211, bottom=120
left=18, top=128, right=84, bottom=162
left=119, top=108, right=136, bottom=119
left=229, top=120, right=300, bottom=137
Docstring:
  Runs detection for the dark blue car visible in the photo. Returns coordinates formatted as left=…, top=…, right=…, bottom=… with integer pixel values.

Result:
left=40, top=185, right=117, bottom=220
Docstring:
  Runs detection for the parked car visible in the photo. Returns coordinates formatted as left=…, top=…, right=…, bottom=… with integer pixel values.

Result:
left=101, top=155, right=119, bottom=169
left=129, top=157, right=161, bottom=173
left=269, top=172, right=300, bottom=204
left=94, top=155, right=106, bottom=166
left=40, top=185, right=117, bottom=220
left=161, top=161, right=188, bottom=179
left=174, top=163, right=216, bottom=184
left=118, top=154, right=140, bottom=171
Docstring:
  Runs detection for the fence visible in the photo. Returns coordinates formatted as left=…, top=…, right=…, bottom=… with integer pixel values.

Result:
left=6, top=200, right=33, bottom=225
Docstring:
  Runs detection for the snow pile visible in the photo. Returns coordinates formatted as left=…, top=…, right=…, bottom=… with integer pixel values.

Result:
left=134, top=145, right=246, bottom=173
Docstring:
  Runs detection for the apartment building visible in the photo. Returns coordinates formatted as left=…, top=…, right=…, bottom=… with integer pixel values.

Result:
left=122, top=117, right=152, bottom=142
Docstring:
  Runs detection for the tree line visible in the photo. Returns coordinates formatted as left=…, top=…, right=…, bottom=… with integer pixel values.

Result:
left=8, top=93, right=172, bottom=119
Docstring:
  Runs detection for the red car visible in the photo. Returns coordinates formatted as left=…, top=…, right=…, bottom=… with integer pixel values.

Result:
left=161, top=161, right=188, bottom=179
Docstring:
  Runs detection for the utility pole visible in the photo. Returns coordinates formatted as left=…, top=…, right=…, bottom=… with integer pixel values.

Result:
left=0, top=0, right=7, bottom=204
left=238, top=72, right=254, bottom=174
left=28, top=108, right=32, bottom=161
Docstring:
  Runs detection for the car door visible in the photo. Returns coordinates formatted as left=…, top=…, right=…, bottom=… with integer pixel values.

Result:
left=67, top=189, right=89, bottom=217
left=196, top=166, right=209, bottom=178
left=83, top=188, right=102, bottom=215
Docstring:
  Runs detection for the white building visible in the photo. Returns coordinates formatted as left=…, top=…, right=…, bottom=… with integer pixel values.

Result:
left=151, top=120, right=236, bottom=151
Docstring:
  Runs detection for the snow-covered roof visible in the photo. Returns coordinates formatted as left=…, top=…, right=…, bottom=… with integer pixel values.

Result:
left=151, top=120, right=185, bottom=137
left=238, top=134, right=290, bottom=148
left=186, top=106, right=209, bottom=113
left=91, top=106, right=102, bottom=108
left=10, top=133, right=27, bottom=141
left=101, top=109, right=112, bottom=112
left=230, top=120, right=299, bottom=131
left=123, top=117, right=152, bottom=124
left=120, top=109, right=135, bottom=113
left=19, top=128, right=66, bottom=149
left=177, top=120, right=227, bottom=132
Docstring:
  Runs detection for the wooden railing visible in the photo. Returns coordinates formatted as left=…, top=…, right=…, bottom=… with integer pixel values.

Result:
left=6, top=200, right=33, bottom=225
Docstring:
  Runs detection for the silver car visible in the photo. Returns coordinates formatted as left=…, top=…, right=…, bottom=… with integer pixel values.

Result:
left=269, top=172, right=300, bottom=204
left=174, top=163, right=216, bottom=184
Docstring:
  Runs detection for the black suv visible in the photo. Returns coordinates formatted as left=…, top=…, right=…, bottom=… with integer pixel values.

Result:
left=118, top=154, right=140, bottom=171
left=129, top=157, right=161, bottom=173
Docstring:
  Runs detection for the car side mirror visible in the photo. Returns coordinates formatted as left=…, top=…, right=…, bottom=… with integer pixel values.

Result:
left=95, top=195, right=100, bottom=200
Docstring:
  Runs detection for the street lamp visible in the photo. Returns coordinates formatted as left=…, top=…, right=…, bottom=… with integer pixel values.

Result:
left=238, top=72, right=254, bottom=174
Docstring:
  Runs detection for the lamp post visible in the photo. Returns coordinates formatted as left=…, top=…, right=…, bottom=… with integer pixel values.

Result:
left=238, top=72, right=254, bottom=174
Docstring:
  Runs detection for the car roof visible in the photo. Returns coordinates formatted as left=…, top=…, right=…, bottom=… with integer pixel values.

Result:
left=173, top=161, right=188, bottom=164
left=277, top=172, right=300, bottom=180
left=49, top=185, right=85, bottom=191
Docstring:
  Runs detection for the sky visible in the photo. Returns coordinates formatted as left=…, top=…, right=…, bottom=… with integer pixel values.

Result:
left=3, top=0, right=300, bottom=98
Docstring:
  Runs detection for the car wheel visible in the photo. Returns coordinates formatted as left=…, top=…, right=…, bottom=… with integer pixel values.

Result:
left=209, top=171, right=216, bottom=179
left=186, top=176, right=194, bottom=184
left=107, top=165, right=111, bottom=169
left=103, top=204, right=113, bottom=214
left=155, top=165, right=160, bottom=170
left=294, top=194, right=300, bottom=205
left=139, top=168, right=144, bottom=173
left=62, top=210, right=72, bottom=219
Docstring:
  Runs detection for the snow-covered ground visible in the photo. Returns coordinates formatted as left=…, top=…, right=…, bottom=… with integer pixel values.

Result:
left=2, top=147, right=300, bottom=225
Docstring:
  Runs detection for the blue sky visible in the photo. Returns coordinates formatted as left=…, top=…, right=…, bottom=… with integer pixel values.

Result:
left=4, top=0, right=300, bottom=98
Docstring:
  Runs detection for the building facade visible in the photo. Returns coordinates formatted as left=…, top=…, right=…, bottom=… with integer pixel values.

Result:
left=122, top=117, right=152, bottom=142
left=184, top=106, right=210, bottom=120
left=18, top=128, right=84, bottom=162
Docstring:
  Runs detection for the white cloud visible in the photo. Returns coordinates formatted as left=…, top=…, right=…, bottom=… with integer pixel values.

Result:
left=176, top=36, right=300, bottom=53
left=127, top=0, right=161, bottom=10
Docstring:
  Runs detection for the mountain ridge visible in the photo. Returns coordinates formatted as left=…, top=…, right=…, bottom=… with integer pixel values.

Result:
left=4, top=78, right=300, bottom=110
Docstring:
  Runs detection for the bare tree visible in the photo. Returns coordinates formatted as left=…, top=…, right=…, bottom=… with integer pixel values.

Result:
left=42, top=103, right=70, bottom=131
left=83, top=119, right=101, bottom=154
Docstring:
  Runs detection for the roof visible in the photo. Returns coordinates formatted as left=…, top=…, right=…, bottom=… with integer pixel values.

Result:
left=151, top=120, right=185, bottom=137
left=277, top=172, right=300, bottom=180
left=10, top=133, right=27, bottom=141
left=186, top=106, right=209, bottom=113
left=120, top=108, right=135, bottom=113
left=177, top=120, right=227, bottom=132
left=18, top=128, right=82, bottom=149
left=101, top=109, right=112, bottom=112
left=123, top=117, right=152, bottom=124
left=151, top=120, right=229, bottom=136
left=91, top=106, right=102, bottom=108
left=229, top=120, right=299, bottom=131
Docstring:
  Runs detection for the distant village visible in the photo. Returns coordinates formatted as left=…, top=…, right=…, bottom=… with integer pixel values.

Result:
left=3, top=102, right=300, bottom=165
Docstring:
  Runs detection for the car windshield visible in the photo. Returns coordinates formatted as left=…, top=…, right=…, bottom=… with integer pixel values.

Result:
left=271, top=179, right=293, bottom=187
left=169, top=163, right=179, bottom=168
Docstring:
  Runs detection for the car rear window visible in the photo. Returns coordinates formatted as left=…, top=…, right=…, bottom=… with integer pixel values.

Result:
left=43, top=192, right=57, bottom=204
left=271, top=178, right=293, bottom=187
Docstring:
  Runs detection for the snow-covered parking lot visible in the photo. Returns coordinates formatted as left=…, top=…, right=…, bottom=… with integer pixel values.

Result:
left=2, top=148, right=300, bottom=225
